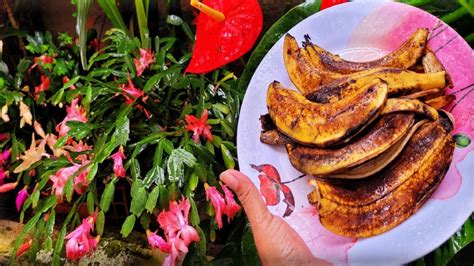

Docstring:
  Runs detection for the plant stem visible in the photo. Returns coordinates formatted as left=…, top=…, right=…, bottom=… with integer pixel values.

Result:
left=442, top=6, right=468, bottom=24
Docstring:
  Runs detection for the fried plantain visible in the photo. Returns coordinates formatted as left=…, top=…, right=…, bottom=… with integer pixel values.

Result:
left=328, top=119, right=428, bottom=179
left=303, top=28, right=428, bottom=74
left=380, top=98, right=439, bottom=120
left=285, top=113, right=414, bottom=176
left=314, top=121, right=455, bottom=237
left=266, top=79, right=388, bottom=147
left=305, top=68, right=446, bottom=103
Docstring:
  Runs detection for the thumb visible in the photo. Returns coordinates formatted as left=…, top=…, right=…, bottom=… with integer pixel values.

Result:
left=220, top=169, right=273, bottom=229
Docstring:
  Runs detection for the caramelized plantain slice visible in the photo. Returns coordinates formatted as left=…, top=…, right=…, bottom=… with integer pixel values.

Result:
left=314, top=122, right=455, bottom=237
left=285, top=113, right=414, bottom=176
left=267, top=80, right=388, bottom=147
left=328, top=119, right=428, bottom=179
left=426, top=95, right=456, bottom=109
left=380, top=98, right=439, bottom=120
left=305, top=68, right=446, bottom=103
left=283, top=34, right=338, bottom=94
left=304, top=28, right=428, bottom=74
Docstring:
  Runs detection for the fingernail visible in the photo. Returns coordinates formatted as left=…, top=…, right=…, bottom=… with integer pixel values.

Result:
left=219, top=170, right=239, bottom=191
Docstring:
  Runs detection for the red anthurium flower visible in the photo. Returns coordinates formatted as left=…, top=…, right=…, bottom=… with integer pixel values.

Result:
left=0, top=181, right=18, bottom=193
left=56, top=98, right=88, bottom=137
left=134, top=49, right=155, bottom=77
left=29, top=55, right=54, bottom=72
left=34, top=75, right=51, bottom=98
left=205, top=184, right=226, bottom=228
left=16, top=187, right=29, bottom=212
left=110, top=146, right=126, bottom=178
left=16, top=240, right=32, bottom=258
left=154, top=197, right=199, bottom=266
left=185, top=109, right=213, bottom=143
left=221, top=184, right=240, bottom=222
left=186, top=0, right=263, bottom=73
left=120, top=77, right=145, bottom=105
left=65, top=215, right=99, bottom=261
left=251, top=164, right=296, bottom=217
left=63, top=76, right=77, bottom=90
left=320, top=0, right=348, bottom=10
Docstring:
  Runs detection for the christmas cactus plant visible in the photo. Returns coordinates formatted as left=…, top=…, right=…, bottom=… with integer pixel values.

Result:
left=0, top=0, right=262, bottom=264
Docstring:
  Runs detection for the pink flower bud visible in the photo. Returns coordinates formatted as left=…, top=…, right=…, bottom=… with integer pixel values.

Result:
left=16, top=187, right=29, bottom=211
left=110, top=146, right=126, bottom=178
left=205, top=184, right=226, bottom=229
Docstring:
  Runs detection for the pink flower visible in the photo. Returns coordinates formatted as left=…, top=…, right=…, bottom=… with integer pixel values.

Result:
left=16, top=187, right=29, bottom=211
left=0, top=182, right=18, bottom=193
left=56, top=98, right=88, bottom=137
left=49, top=160, right=90, bottom=199
left=0, top=149, right=10, bottom=165
left=16, top=240, right=32, bottom=258
left=222, top=184, right=240, bottom=222
left=185, top=109, right=213, bottom=143
left=0, top=133, right=9, bottom=142
left=34, top=75, right=50, bottom=98
left=134, top=49, right=155, bottom=77
left=110, top=146, right=126, bottom=178
left=205, top=184, right=226, bottom=228
left=63, top=76, right=77, bottom=90
left=146, top=230, right=171, bottom=252
left=120, top=77, right=145, bottom=105
left=29, top=55, right=54, bottom=72
left=153, top=197, right=200, bottom=266
left=0, top=168, right=7, bottom=185
left=65, top=215, right=99, bottom=261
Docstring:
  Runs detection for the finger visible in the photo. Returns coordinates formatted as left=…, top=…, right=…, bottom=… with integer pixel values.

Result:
left=220, top=169, right=273, bottom=228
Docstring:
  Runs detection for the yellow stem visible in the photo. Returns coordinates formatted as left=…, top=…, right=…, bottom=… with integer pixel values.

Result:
left=190, top=0, right=225, bottom=22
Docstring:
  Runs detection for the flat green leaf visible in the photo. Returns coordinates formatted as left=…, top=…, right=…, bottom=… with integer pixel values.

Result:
left=154, top=141, right=164, bottom=166
left=174, top=148, right=197, bottom=167
left=143, top=73, right=162, bottom=92
left=167, top=153, right=184, bottom=187
left=189, top=197, right=200, bottom=226
left=130, top=158, right=141, bottom=179
left=221, top=144, right=235, bottom=169
left=100, top=180, right=115, bottom=213
left=97, top=0, right=129, bottom=34
left=166, top=15, right=183, bottom=26
left=120, top=214, right=136, bottom=238
left=237, top=0, right=322, bottom=92
left=77, top=0, right=93, bottom=70
left=130, top=187, right=148, bottom=216
left=113, top=117, right=130, bottom=146
left=143, top=165, right=165, bottom=187
left=86, top=163, right=98, bottom=182
left=97, top=211, right=105, bottom=235
left=162, top=139, right=174, bottom=154
left=131, top=179, right=143, bottom=198
left=87, top=191, right=95, bottom=214
left=145, top=186, right=160, bottom=213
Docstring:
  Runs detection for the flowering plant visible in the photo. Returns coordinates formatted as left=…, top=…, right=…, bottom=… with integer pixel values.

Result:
left=0, top=0, right=259, bottom=264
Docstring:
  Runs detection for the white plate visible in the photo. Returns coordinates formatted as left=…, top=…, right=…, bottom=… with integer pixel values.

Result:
left=237, top=2, right=474, bottom=265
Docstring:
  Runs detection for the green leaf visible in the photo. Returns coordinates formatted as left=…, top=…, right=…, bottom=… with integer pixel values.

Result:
left=113, top=117, right=130, bottom=146
left=77, top=0, right=93, bottom=70
left=189, top=197, right=200, bottom=226
left=167, top=152, right=184, bottom=187
left=87, top=191, right=95, bottom=214
left=143, top=165, right=165, bottom=187
left=100, top=180, right=115, bottom=212
left=130, top=158, right=141, bottom=179
left=140, top=212, right=151, bottom=228
left=36, top=195, right=58, bottom=214
left=135, top=0, right=151, bottom=49
left=130, top=187, right=148, bottom=216
left=188, top=172, right=199, bottom=192
left=174, top=148, right=197, bottom=167
left=221, top=144, right=235, bottom=169
left=143, top=73, right=162, bottom=92
left=120, top=214, right=136, bottom=238
left=161, top=139, right=174, bottom=154
left=237, top=0, right=322, bottom=92
left=86, top=163, right=98, bottom=182
left=97, top=0, right=129, bottom=34
left=97, top=211, right=105, bottom=235
left=166, top=15, right=183, bottom=26
left=131, top=179, right=143, bottom=198
left=10, top=213, right=42, bottom=264
left=241, top=223, right=261, bottom=266
left=154, top=141, right=164, bottom=166
left=145, top=186, right=160, bottom=213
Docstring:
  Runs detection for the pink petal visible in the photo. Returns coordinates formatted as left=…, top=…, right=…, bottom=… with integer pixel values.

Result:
left=16, top=187, right=29, bottom=212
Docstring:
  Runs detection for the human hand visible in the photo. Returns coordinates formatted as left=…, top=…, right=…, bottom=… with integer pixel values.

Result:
left=220, top=169, right=330, bottom=266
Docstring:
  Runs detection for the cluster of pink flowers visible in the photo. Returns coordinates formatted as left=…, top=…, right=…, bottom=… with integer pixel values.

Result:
left=185, top=109, right=213, bottom=143
left=147, top=197, right=200, bottom=266
left=65, top=214, right=100, bottom=261
left=34, top=75, right=51, bottom=99
left=56, top=98, right=88, bottom=137
left=118, top=77, right=151, bottom=118
left=49, top=159, right=91, bottom=200
left=134, top=48, right=155, bottom=77
left=0, top=148, right=17, bottom=193
left=205, top=184, right=240, bottom=228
